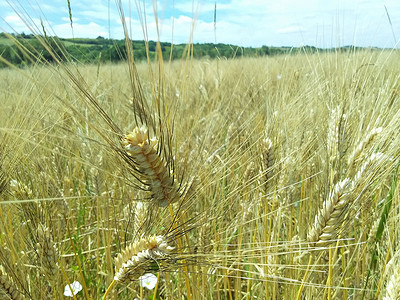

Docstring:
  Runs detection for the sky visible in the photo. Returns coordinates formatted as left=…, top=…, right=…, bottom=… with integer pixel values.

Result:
left=1, top=0, right=400, bottom=48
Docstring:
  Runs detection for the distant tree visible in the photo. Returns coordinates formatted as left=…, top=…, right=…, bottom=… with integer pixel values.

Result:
left=261, top=45, right=270, bottom=55
left=28, top=38, right=65, bottom=63
left=0, top=46, right=13, bottom=67
left=148, top=41, right=156, bottom=52
left=134, top=48, right=146, bottom=60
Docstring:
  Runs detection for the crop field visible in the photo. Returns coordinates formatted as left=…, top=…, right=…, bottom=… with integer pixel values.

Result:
left=1, top=7, right=400, bottom=300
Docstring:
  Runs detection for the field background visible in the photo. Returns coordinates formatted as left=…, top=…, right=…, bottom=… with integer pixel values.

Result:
left=0, top=31, right=365, bottom=67
left=1, top=13, right=400, bottom=300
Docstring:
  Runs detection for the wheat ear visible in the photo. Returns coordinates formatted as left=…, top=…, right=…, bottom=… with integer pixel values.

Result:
left=123, top=126, right=179, bottom=207
left=0, top=171, right=7, bottom=196
left=308, top=153, right=383, bottom=247
left=114, top=235, right=175, bottom=283
left=327, top=106, right=340, bottom=168
left=307, top=178, right=351, bottom=247
left=103, top=235, right=175, bottom=299
left=347, top=127, right=382, bottom=172
left=261, top=138, right=275, bottom=184
left=36, top=224, right=59, bottom=279
left=0, top=270, right=25, bottom=300
left=383, top=254, right=400, bottom=300
left=383, top=273, right=400, bottom=300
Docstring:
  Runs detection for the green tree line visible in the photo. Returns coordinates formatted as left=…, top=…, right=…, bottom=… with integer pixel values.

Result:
left=0, top=32, right=370, bottom=68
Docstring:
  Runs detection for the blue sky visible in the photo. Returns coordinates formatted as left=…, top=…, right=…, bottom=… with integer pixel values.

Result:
left=1, top=0, right=400, bottom=48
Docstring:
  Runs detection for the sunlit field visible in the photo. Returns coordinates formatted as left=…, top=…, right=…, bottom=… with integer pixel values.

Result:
left=1, top=6, right=400, bottom=300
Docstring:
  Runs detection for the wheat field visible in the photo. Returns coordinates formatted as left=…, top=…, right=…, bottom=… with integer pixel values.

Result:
left=1, top=7, right=400, bottom=299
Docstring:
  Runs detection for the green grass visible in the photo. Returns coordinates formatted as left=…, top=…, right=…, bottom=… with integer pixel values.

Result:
left=0, top=37, right=15, bottom=46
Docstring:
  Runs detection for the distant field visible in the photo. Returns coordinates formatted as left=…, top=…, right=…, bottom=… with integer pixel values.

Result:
left=1, top=40, right=400, bottom=300
left=0, top=36, right=14, bottom=46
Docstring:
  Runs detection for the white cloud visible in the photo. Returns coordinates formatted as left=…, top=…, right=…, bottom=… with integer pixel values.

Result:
left=53, top=22, right=109, bottom=38
left=1, top=0, right=400, bottom=48
left=175, top=1, right=229, bottom=15
left=175, top=15, right=193, bottom=25
left=2, top=14, right=42, bottom=34
left=61, top=17, right=79, bottom=22
left=79, top=9, right=117, bottom=22
left=40, top=3, right=63, bottom=13
left=5, top=15, right=22, bottom=23
left=277, top=26, right=304, bottom=34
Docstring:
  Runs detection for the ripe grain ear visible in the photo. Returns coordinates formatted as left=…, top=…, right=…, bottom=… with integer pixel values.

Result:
left=102, top=235, right=175, bottom=299
left=124, top=127, right=180, bottom=207
left=0, top=269, right=26, bottom=300
left=114, top=235, right=175, bottom=283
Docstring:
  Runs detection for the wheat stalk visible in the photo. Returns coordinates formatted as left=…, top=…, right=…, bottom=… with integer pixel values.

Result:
left=0, top=162, right=7, bottom=196
left=123, top=126, right=179, bottom=207
left=123, top=201, right=147, bottom=235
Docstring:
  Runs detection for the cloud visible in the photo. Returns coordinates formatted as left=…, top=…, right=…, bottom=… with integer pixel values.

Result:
left=61, top=17, right=79, bottom=22
left=277, top=26, right=303, bottom=34
left=110, top=14, right=198, bottom=42
left=53, top=22, right=109, bottom=38
left=2, top=0, right=400, bottom=48
left=175, top=1, right=229, bottom=15
left=2, top=14, right=42, bottom=33
left=5, top=15, right=22, bottom=23
left=40, top=3, right=63, bottom=13
left=79, top=9, right=117, bottom=22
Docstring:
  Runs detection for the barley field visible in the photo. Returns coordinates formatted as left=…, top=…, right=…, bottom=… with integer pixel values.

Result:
left=1, top=9, right=400, bottom=300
